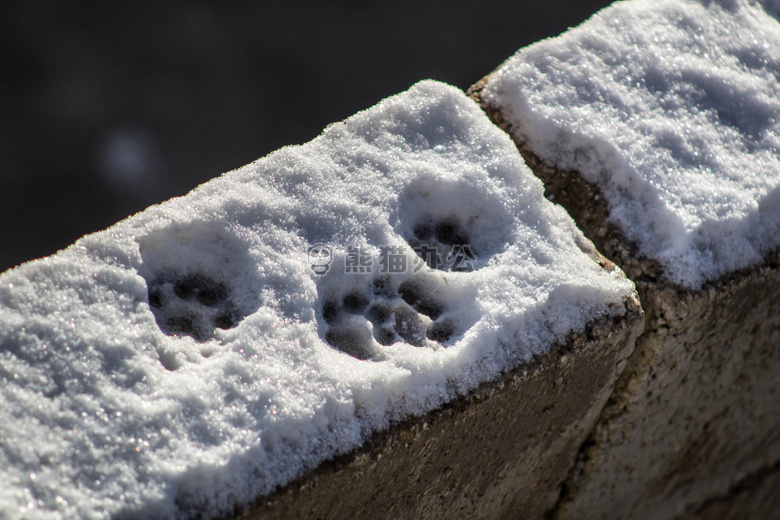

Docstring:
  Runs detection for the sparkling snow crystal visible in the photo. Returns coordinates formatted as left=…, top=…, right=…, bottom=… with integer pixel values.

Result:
left=483, top=0, right=780, bottom=288
left=0, top=81, right=633, bottom=519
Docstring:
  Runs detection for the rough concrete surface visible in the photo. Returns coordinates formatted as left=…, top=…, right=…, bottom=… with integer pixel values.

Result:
left=555, top=258, right=780, bottom=520
left=239, top=296, right=643, bottom=520
left=675, top=461, right=780, bottom=520
left=469, top=79, right=780, bottom=519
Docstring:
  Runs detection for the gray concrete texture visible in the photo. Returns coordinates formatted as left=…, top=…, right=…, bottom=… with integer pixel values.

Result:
left=469, top=75, right=780, bottom=519
left=675, top=462, right=780, bottom=520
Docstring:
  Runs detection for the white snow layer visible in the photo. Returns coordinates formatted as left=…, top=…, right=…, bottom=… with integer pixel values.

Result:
left=483, top=0, right=780, bottom=288
left=0, top=81, right=633, bottom=519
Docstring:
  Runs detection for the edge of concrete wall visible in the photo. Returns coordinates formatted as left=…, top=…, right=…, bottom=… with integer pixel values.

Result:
left=239, top=293, right=643, bottom=520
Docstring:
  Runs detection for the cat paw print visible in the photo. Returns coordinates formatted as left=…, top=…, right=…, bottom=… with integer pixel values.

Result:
left=320, top=274, right=459, bottom=360
left=147, top=273, right=240, bottom=342
left=318, top=178, right=512, bottom=360
left=137, top=224, right=262, bottom=370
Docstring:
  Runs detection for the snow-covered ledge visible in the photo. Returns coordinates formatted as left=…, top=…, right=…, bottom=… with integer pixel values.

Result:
left=0, top=81, right=642, bottom=519
left=471, top=0, right=780, bottom=518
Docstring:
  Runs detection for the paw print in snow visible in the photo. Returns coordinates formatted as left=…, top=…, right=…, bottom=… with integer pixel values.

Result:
left=321, top=274, right=458, bottom=360
left=148, top=273, right=240, bottom=342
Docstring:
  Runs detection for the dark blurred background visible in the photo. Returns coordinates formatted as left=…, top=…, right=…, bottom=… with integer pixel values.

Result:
left=0, top=0, right=612, bottom=272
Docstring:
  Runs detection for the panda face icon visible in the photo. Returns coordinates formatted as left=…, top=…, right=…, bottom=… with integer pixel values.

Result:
left=308, top=244, right=333, bottom=275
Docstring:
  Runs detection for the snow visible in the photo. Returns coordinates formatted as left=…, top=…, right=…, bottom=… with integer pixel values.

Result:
left=0, top=80, right=634, bottom=519
left=483, top=0, right=780, bottom=288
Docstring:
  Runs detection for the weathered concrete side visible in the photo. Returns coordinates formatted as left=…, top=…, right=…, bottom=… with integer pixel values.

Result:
left=469, top=79, right=780, bottom=520
left=556, top=259, right=780, bottom=520
left=674, top=462, right=780, bottom=520
left=240, top=297, right=643, bottom=520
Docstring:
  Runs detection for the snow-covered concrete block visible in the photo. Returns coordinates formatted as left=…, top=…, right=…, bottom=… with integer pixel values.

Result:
left=0, top=81, right=641, bottom=519
left=471, top=0, right=780, bottom=518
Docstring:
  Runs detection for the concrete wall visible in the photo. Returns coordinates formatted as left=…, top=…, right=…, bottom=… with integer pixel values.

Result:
left=469, top=74, right=780, bottom=519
